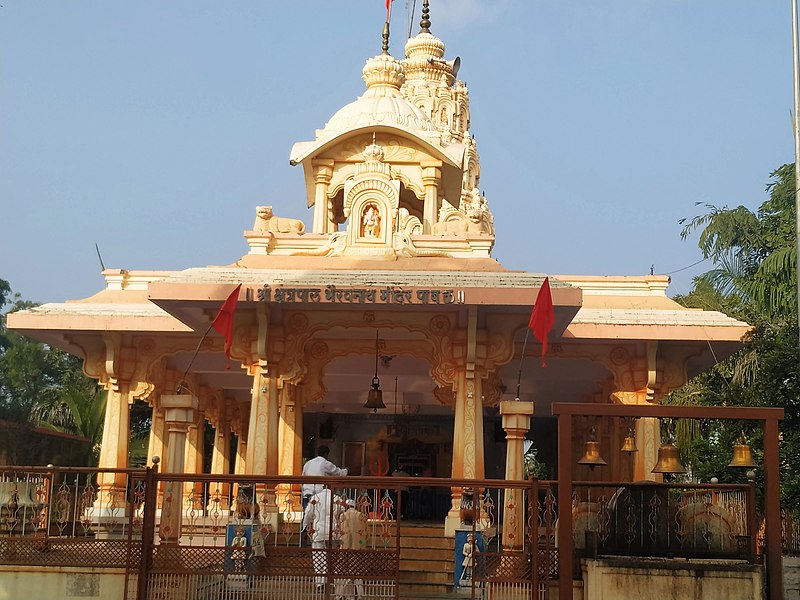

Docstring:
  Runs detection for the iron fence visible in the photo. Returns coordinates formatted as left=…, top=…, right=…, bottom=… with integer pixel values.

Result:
left=0, top=466, right=769, bottom=600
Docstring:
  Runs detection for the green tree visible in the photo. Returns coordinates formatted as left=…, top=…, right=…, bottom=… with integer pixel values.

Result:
left=0, top=278, right=102, bottom=463
left=669, top=164, right=800, bottom=509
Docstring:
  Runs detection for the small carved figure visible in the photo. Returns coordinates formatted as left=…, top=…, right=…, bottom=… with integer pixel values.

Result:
left=253, top=205, right=306, bottom=234
left=362, top=204, right=381, bottom=238
left=234, top=484, right=260, bottom=520
left=461, top=533, right=478, bottom=581
left=231, top=527, right=248, bottom=570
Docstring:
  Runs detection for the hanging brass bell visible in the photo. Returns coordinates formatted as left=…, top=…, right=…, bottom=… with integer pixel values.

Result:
left=578, top=427, right=607, bottom=468
left=651, top=442, right=687, bottom=474
left=728, top=443, right=757, bottom=468
left=620, top=430, right=638, bottom=453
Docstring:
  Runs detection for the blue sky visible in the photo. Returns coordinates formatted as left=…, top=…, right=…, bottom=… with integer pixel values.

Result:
left=0, top=1, right=794, bottom=304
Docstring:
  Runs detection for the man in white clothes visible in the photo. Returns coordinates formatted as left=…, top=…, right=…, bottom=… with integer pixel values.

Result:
left=301, top=488, right=344, bottom=591
left=301, top=446, right=348, bottom=510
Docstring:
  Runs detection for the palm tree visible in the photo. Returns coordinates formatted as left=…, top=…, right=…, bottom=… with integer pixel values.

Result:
left=33, top=386, right=107, bottom=465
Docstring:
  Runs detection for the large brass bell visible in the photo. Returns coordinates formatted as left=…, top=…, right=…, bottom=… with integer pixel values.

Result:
left=578, top=427, right=607, bottom=468
left=651, top=442, right=687, bottom=474
left=728, top=443, right=757, bottom=468
left=620, top=434, right=637, bottom=453
left=620, top=427, right=638, bottom=453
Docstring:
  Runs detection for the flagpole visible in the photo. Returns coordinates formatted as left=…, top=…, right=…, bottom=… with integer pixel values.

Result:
left=793, top=0, right=800, bottom=347
left=176, top=322, right=215, bottom=393
left=177, top=283, right=241, bottom=392
left=515, top=328, right=531, bottom=401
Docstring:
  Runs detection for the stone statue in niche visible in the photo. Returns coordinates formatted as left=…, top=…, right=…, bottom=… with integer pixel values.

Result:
left=253, top=205, right=306, bottom=234
left=361, top=204, right=381, bottom=238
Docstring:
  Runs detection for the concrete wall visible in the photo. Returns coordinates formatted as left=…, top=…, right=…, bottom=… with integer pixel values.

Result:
left=786, top=555, right=800, bottom=600
left=583, top=558, right=763, bottom=600
left=0, top=566, right=127, bottom=600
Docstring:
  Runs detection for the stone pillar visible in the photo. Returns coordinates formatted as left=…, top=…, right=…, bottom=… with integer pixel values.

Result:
left=636, top=417, right=661, bottom=481
left=235, top=435, right=247, bottom=475
left=277, top=384, right=303, bottom=512
left=312, top=160, right=334, bottom=233
left=500, top=401, right=534, bottom=550
left=96, top=383, right=132, bottom=508
left=147, top=406, right=166, bottom=466
left=158, top=394, right=198, bottom=544
left=209, top=421, right=231, bottom=510
left=183, top=413, right=205, bottom=514
left=446, top=373, right=484, bottom=536
left=421, top=163, right=442, bottom=234
left=245, top=362, right=279, bottom=475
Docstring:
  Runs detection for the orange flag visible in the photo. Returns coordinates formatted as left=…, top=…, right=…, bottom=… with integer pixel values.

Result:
left=528, top=277, right=555, bottom=367
left=211, top=284, right=241, bottom=360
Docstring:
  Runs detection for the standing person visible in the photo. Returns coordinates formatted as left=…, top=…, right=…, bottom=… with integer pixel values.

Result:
left=301, top=446, right=347, bottom=548
left=302, top=446, right=348, bottom=510
left=302, top=488, right=344, bottom=592
left=336, top=498, right=367, bottom=599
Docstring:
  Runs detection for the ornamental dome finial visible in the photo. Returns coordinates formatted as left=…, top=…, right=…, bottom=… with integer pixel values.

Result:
left=420, top=0, right=431, bottom=33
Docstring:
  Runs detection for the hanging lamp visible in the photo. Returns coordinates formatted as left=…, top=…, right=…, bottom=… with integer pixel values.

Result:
left=364, top=330, right=386, bottom=412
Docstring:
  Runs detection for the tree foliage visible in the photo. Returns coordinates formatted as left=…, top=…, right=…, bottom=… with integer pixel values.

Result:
left=669, top=164, right=800, bottom=509
left=0, top=278, right=103, bottom=463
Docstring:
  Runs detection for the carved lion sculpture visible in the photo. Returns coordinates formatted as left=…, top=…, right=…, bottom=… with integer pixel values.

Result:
left=253, top=205, right=305, bottom=234
left=433, top=209, right=491, bottom=235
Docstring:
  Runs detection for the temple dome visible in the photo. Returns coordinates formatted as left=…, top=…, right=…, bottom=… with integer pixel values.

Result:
left=403, top=32, right=456, bottom=87
left=323, top=53, right=435, bottom=135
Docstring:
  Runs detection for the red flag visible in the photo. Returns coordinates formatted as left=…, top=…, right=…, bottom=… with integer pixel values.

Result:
left=385, top=0, right=393, bottom=21
left=528, top=277, right=555, bottom=367
left=211, top=284, right=241, bottom=360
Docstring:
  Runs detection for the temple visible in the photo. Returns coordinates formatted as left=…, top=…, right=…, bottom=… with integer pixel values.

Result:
left=5, top=4, right=776, bottom=599
left=7, top=2, right=748, bottom=517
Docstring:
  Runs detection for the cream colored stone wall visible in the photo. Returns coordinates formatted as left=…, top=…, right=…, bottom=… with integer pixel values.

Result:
left=785, top=555, right=800, bottom=600
left=582, top=558, right=763, bottom=600
left=0, top=566, right=127, bottom=599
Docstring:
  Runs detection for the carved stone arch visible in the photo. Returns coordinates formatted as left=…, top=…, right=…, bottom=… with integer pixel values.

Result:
left=344, top=179, right=399, bottom=246
left=300, top=331, right=439, bottom=407
left=391, top=170, right=425, bottom=202
left=464, top=156, right=479, bottom=192
left=415, top=98, right=433, bottom=119
left=277, top=313, right=461, bottom=403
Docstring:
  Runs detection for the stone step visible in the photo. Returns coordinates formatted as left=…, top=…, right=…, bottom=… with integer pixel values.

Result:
left=400, top=547, right=453, bottom=562
left=400, top=536, right=453, bottom=551
left=400, top=556, right=452, bottom=571
left=399, top=568, right=454, bottom=585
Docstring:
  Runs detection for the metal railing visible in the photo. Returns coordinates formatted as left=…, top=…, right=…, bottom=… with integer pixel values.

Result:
left=0, top=466, right=767, bottom=599
left=571, top=481, right=758, bottom=562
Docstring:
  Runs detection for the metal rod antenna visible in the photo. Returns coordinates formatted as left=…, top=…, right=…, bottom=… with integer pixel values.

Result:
left=94, top=243, right=106, bottom=271
left=515, top=328, right=531, bottom=400
left=407, top=0, right=418, bottom=40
